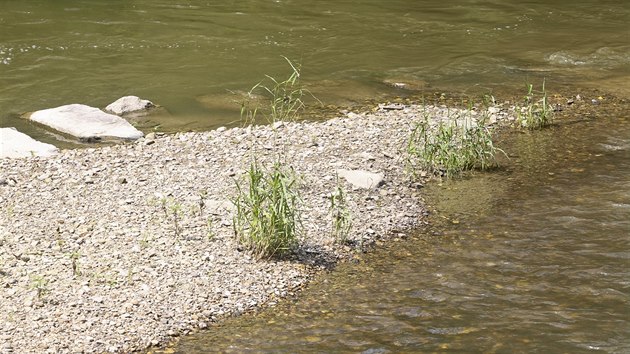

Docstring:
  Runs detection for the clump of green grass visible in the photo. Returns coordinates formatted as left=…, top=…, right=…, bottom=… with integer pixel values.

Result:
left=329, top=176, right=352, bottom=244
left=232, top=161, right=302, bottom=259
left=241, top=56, right=306, bottom=126
left=406, top=110, right=502, bottom=178
left=232, top=58, right=309, bottom=259
left=518, top=80, right=554, bottom=130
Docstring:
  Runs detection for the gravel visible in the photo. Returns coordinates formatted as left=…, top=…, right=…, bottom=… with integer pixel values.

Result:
left=0, top=103, right=515, bottom=353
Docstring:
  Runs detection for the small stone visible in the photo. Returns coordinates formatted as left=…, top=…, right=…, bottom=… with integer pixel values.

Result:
left=380, top=103, right=405, bottom=110
left=336, top=169, right=384, bottom=189
left=105, top=96, right=155, bottom=115
left=272, top=121, right=285, bottom=129
left=487, top=106, right=500, bottom=114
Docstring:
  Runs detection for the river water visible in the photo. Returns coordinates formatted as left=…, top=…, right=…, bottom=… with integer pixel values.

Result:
left=169, top=109, right=630, bottom=352
left=1, top=0, right=628, bottom=142
left=3, top=2, right=629, bottom=352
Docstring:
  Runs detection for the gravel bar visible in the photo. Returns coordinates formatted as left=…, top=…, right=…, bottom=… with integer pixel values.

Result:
left=0, top=103, right=515, bottom=353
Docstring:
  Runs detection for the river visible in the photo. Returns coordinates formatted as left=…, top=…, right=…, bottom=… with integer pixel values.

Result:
left=2, top=2, right=629, bottom=352
left=1, top=0, right=628, bottom=143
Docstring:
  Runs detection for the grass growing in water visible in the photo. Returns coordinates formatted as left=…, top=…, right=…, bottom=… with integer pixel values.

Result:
left=518, top=80, right=554, bottom=130
left=241, top=57, right=306, bottom=125
left=406, top=109, right=502, bottom=178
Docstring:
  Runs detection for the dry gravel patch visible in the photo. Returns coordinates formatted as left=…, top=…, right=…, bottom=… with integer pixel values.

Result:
left=0, top=103, right=514, bottom=353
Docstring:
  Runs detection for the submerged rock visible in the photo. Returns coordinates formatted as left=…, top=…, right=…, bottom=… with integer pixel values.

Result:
left=0, top=127, right=59, bottom=158
left=106, top=96, right=155, bottom=116
left=28, top=104, right=143, bottom=141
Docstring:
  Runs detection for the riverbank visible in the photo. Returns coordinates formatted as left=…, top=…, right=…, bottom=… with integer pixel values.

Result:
left=0, top=94, right=609, bottom=353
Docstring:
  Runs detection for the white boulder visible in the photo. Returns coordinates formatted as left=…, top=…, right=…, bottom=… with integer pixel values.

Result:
left=28, top=104, right=143, bottom=141
left=336, top=169, right=384, bottom=189
left=1, top=128, right=59, bottom=158
left=105, top=96, right=155, bottom=115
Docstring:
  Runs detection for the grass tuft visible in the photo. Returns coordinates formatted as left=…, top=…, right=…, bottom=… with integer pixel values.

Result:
left=518, top=80, right=554, bottom=130
left=232, top=161, right=301, bottom=259
left=406, top=108, right=503, bottom=178
left=241, top=56, right=306, bottom=126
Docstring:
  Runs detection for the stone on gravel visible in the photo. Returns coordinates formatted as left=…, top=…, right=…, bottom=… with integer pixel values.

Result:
left=105, top=96, right=155, bottom=116
left=0, top=127, right=59, bottom=158
left=337, top=169, right=384, bottom=189
left=28, top=104, right=143, bottom=141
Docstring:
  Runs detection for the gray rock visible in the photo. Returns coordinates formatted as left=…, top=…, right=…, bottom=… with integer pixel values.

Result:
left=0, top=128, right=59, bottom=158
left=28, top=104, right=143, bottom=141
left=206, top=199, right=235, bottom=215
left=336, top=169, right=384, bottom=189
left=105, top=96, right=155, bottom=116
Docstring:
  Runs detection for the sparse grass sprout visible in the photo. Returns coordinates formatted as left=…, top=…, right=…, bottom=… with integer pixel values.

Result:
left=329, top=176, right=352, bottom=244
left=518, top=80, right=554, bottom=129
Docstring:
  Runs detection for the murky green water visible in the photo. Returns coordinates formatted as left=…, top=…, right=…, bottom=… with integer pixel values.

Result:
left=1, top=0, right=629, bottom=143
left=170, top=109, right=630, bottom=352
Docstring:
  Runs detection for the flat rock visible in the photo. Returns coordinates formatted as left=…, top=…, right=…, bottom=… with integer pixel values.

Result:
left=106, top=96, right=155, bottom=116
left=206, top=199, right=235, bottom=215
left=28, top=104, right=143, bottom=141
left=336, top=169, right=384, bottom=189
left=0, top=127, right=59, bottom=158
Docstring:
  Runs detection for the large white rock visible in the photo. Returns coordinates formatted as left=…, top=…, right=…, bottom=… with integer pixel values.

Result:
left=29, top=104, right=143, bottom=140
left=105, top=96, right=155, bottom=115
left=1, top=127, right=59, bottom=158
left=336, top=169, right=384, bottom=189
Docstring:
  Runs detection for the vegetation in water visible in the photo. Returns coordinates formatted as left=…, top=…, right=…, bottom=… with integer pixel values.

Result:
left=232, top=161, right=301, bottom=259
left=518, top=80, right=554, bottom=130
left=406, top=108, right=503, bottom=178
left=241, top=56, right=306, bottom=125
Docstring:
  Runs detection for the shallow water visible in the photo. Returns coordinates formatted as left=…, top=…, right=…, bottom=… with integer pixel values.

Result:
left=170, top=108, right=630, bottom=352
left=1, top=0, right=629, bottom=142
